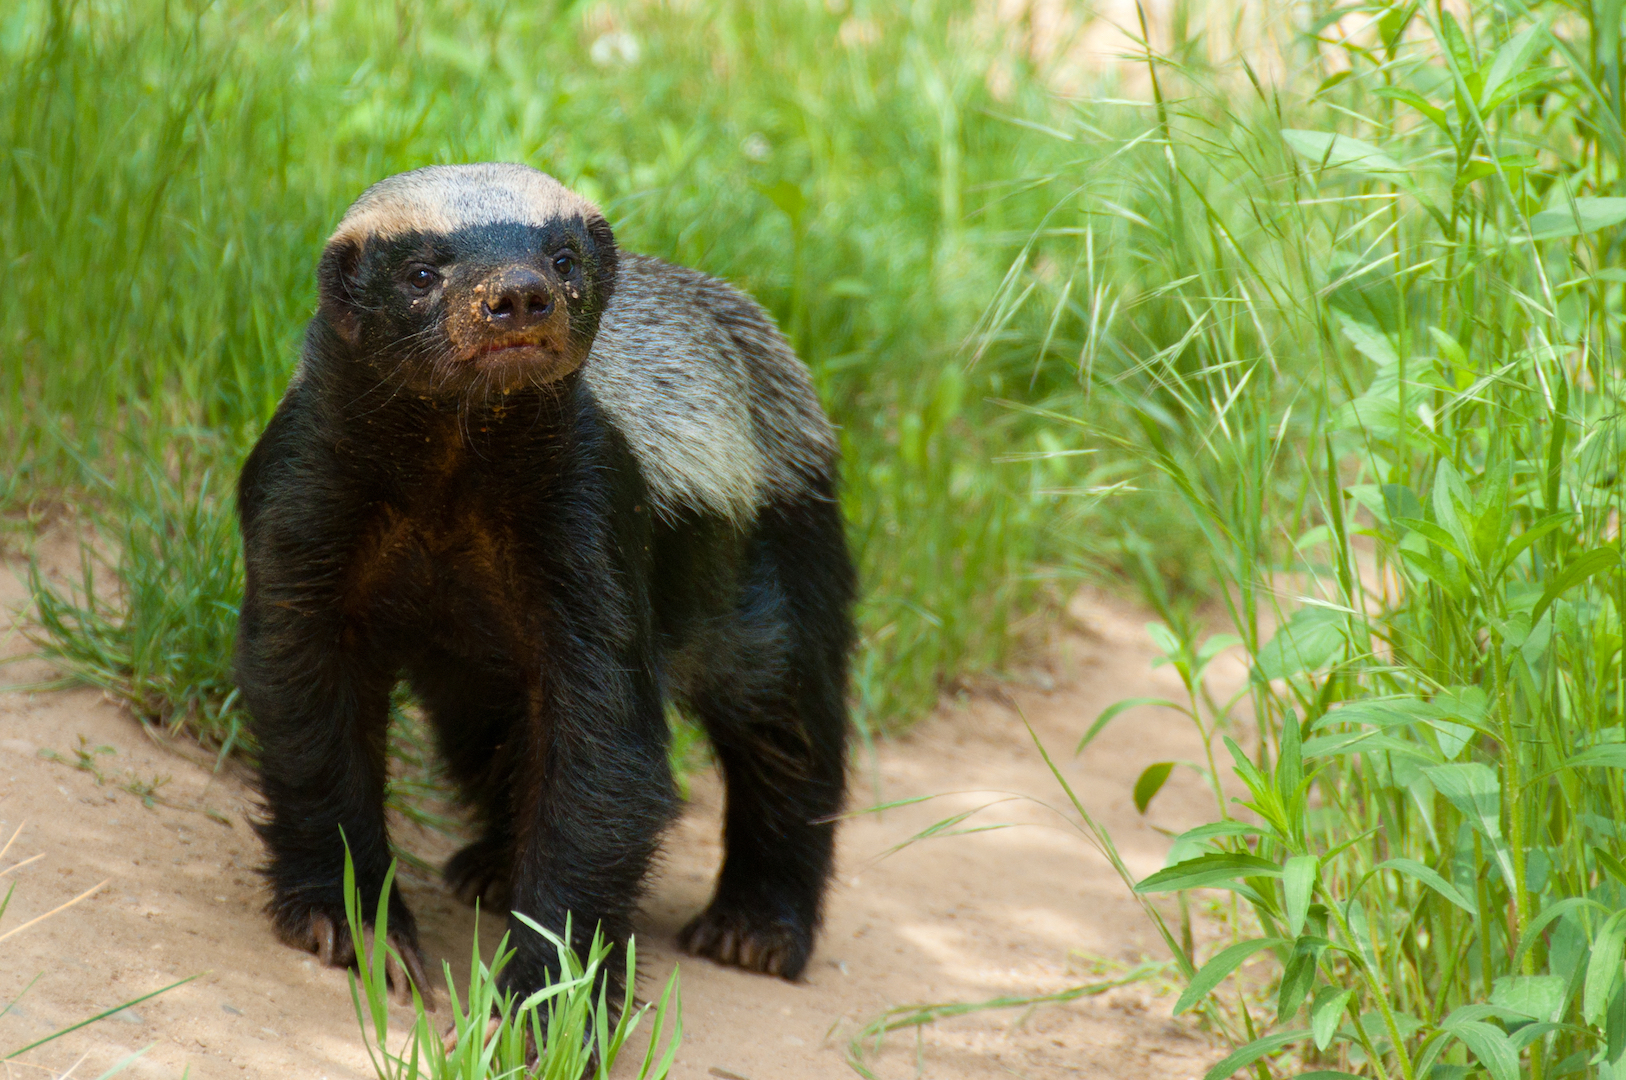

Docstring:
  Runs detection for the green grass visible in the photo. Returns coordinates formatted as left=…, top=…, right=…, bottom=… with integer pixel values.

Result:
left=972, top=2, right=1626, bottom=1077
left=342, top=852, right=679, bottom=1080
left=21, top=0, right=1626, bottom=1076
left=0, top=0, right=1117, bottom=747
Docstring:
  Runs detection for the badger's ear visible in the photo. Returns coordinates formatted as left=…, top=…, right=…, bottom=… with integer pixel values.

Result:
left=316, top=236, right=364, bottom=344
left=586, top=215, right=618, bottom=308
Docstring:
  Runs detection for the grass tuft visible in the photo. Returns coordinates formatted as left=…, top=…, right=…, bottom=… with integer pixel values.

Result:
left=342, top=848, right=680, bottom=1080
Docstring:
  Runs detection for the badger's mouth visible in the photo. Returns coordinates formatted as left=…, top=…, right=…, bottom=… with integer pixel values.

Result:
left=449, top=332, right=582, bottom=390
left=476, top=338, right=550, bottom=358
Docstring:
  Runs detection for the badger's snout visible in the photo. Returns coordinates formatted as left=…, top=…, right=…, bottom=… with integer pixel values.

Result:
left=450, top=265, right=574, bottom=379
left=477, top=267, right=556, bottom=331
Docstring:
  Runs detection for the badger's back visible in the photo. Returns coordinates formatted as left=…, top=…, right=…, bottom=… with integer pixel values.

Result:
left=583, top=253, right=836, bottom=525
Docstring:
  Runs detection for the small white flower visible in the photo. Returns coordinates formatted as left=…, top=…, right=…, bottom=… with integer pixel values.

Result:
left=590, top=31, right=640, bottom=67
left=742, top=133, right=772, bottom=162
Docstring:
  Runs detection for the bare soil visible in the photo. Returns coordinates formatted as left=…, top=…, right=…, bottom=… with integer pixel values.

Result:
left=0, top=552, right=1233, bottom=1080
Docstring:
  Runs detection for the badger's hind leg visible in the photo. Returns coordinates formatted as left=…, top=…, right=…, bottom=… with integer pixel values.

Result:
left=679, top=496, right=854, bottom=979
left=408, top=655, right=526, bottom=910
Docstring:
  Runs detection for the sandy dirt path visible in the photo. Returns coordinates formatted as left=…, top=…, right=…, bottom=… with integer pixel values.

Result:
left=0, top=552, right=1232, bottom=1080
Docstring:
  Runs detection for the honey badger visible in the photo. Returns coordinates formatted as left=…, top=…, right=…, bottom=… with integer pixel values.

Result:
left=235, top=163, right=854, bottom=1002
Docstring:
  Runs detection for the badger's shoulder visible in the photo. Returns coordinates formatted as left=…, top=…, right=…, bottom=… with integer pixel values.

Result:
left=583, top=253, right=837, bottom=525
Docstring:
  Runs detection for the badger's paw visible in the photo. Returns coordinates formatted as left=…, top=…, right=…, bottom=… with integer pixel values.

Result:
left=270, top=900, right=434, bottom=1008
left=678, top=900, right=812, bottom=980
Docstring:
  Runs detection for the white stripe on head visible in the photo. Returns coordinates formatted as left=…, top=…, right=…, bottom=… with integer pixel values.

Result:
left=330, top=163, right=601, bottom=245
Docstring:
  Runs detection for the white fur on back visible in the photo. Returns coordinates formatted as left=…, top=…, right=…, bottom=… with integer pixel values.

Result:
left=584, top=255, right=836, bottom=525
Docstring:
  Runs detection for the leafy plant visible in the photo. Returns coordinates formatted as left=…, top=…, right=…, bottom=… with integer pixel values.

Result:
left=1009, top=3, right=1626, bottom=1077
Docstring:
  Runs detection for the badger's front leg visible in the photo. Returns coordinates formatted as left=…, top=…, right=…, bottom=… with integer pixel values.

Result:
left=236, top=586, right=431, bottom=1000
left=501, top=596, right=677, bottom=1002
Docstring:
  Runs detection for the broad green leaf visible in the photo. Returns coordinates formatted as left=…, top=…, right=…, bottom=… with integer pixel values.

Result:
left=1335, top=310, right=1399, bottom=366
left=1557, top=743, right=1626, bottom=773
left=1427, top=327, right=1469, bottom=368
left=1481, top=26, right=1547, bottom=107
left=1608, top=977, right=1626, bottom=1063
left=1424, top=763, right=1516, bottom=885
left=1497, top=512, right=1574, bottom=575
left=1437, top=11, right=1473, bottom=74
left=1584, top=909, right=1626, bottom=1023
left=1283, top=856, right=1319, bottom=937
left=1135, top=853, right=1283, bottom=894
left=1278, top=703, right=1304, bottom=804
left=1430, top=718, right=1474, bottom=761
left=1376, top=0, right=1414, bottom=46
left=1432, top=685, right=1491, bottom=735
left=1490, top=974, right=1566, bottom=1023
left=1484, top=66, right=1563, bottom=113
left=1529, top=197, right=1626, bottom=240
left=1424, top=763, right=1501, bottom=836
left=1313, top=696, right=1439, bottom=731
left=1344, top=484, right=1388, bottom=522
left=1202, top=1029, right=1309, bottom=1080
left=1383, top=483, right=1425, bottom=523
left=1490, top=610, right=1533, bottom=649
left=1398, top=546, right=1469, bottom=600
left=1431, top=460, right=1475, bottom=564
left=1255, top=606, right=1347, bottom=681
left=1277, top=936, right=1328, bottom=1023
left=1133, top=762, right=1175, bottom=814
left=1173, top=937, right=1287, bottom=1015
left=1378, top=857, right=1477, bottom=915
left=1145, top=621, right=1183, bottom=660
left=1445, top=1019, right=1519, bottom=1080
left=1283, top=129, right=1405, bottom=173
left=1078, top=697, right=1183, bottom=753
left=1392, top=515, right=1467, bottom=559
left=1309, top=986, right=1354, bottom=1051
left=1470, top=460, right=1513, bottom=569
left=1597, top=847, right=1626, bottom=891
left=1508, top=1021, right=1566, bottom=1051
left=1303, top=730, right=1438, bottom=762
left=1170, top=821, right=1269, bottom=845
left=1514, top=896, right=1611, bottom=968
left=1197, top=633, right=1242, bottom=664
left=1453, top=156, right=1532, bottom=197
left=1373, top=86, right=1448, bottom=133
left=1167, top=820, right=1278, bottom=865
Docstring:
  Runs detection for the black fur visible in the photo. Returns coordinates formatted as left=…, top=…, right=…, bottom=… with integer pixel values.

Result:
left=235, top=205, right=854, bottom=1004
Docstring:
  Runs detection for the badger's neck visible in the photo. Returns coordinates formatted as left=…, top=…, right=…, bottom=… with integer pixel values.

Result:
left=303, top=327, right=590, bottom=465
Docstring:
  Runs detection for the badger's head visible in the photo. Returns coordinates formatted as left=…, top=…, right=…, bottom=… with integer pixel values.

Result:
left=316, top=163, right=617, bottom=397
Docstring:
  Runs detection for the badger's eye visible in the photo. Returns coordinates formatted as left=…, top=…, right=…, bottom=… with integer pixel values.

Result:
left=406, top=266, right=440, bottom=292
left=552, top=252, right=576, bottom=278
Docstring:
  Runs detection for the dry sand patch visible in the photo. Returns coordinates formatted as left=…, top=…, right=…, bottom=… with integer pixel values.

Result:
left=2, top=556, right=1227, bottom=1079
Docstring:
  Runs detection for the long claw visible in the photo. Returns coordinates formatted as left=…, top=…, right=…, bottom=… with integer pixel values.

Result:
left=396, top=940, right=436, bottom=1012
left=313, top=912, right=337, bottom=967
left=385, top=953, right=410, bottom=1005
left=441, top=1015, right=501, bottom=1054
left=680, top=903, right=812, bottom=980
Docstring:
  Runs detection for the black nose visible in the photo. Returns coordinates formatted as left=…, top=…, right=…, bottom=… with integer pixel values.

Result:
left=480, top=269, right=555, bottom=329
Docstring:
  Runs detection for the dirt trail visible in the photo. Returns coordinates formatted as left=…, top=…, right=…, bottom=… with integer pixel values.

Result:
left=0, top=552, right=1232, bottom=1080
